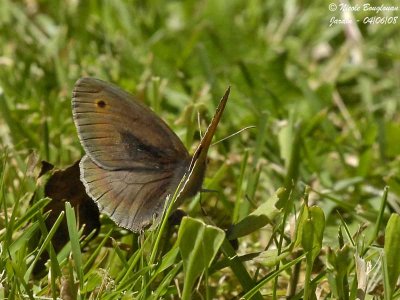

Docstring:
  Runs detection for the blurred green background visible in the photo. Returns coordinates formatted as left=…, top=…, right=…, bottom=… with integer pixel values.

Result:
left=1, top=0, right=399, bottom=199
left=1, top=0, right=400, bottom=298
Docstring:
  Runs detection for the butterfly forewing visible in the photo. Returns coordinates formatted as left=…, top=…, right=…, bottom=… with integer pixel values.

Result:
left=72, top=77, right=192, bottom=231
left=72, top=78, right=189, bottom=170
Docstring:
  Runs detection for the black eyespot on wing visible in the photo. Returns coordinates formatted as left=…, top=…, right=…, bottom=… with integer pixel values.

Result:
left=97, top=100, right=106, bottom=108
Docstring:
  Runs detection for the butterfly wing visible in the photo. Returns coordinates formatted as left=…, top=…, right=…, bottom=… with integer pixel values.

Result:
left=72, top=77, right=191, bottom=231
left=80, top=155, right=187, bottom=231
left=72, top=77, right=189, bottom=170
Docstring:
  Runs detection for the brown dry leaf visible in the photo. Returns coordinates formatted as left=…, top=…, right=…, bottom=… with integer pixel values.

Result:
left=34, top=159, right=100, bottom=276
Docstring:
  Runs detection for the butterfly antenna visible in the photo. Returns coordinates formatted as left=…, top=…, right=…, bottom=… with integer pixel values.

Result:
left=211, top=125, right=256, bottom=146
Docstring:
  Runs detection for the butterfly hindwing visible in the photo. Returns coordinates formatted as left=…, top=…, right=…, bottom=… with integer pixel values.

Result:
left=80, top=155, right=188, bottom=231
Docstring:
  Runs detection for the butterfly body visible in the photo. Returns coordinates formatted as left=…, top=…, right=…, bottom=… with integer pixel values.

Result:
left=72, top=77, right=229, bottom=232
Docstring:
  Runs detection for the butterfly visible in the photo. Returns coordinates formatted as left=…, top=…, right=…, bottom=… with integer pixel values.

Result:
left=72, top=77, right=229, bottom=232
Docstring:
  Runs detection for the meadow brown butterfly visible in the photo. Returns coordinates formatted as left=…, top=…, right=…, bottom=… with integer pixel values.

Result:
left=72, top=78, right=229, bottom=232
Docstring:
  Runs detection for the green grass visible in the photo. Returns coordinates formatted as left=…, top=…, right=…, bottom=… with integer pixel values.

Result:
left=1, top=0, right=400, bottom=299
